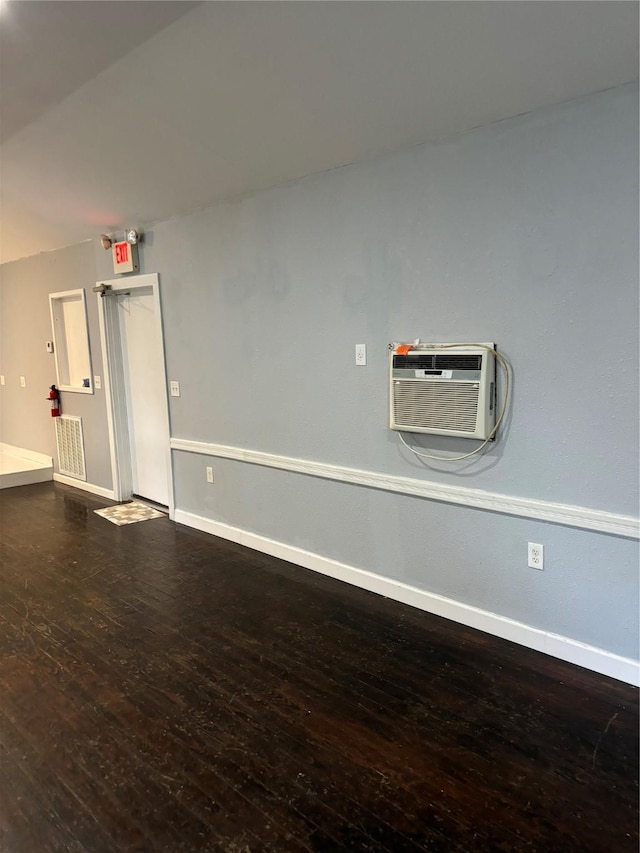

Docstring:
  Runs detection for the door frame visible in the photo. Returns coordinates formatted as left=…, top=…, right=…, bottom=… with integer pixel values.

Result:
left=96, top=272, right=174, bottom=517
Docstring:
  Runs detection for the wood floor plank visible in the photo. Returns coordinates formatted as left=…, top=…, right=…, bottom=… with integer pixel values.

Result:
left=0, top=481, right=637, bottom=852
left=0, top=613, right=305, bottom=852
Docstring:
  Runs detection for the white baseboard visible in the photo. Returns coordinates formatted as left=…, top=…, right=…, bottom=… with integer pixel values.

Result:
left=53, top=473, right=115, bottom=500
left=174, top=508, right=640, bottom=687
left=0, top=443, right=53, bottom=467
left=170, top=439, right=639, bottom=539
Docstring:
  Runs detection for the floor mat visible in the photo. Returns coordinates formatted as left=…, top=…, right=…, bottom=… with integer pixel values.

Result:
left=94, top=501, right=166, bottom=525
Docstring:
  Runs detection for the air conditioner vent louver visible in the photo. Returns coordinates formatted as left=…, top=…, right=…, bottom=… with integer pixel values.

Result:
left=393, top=355, right=435, bottom=369
left=434, top=354, right=482, bottom=370
left=55, top=415, right=87, bottom=480
left=390, top=343, right=496, bottom=440
left=392, top=354, right=483, bottom=371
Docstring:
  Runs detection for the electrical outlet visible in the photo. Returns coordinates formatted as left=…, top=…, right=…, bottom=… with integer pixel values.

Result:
left=528, top=542, right=544, bottom=570
left=20, top=376, right=26, bottom=387
left=94, top=375, right=102, bottom=390
left=0, top=375, right=4, bottom=385
left=206, top=466, right=214, bottom=484
left=355, top=343, right=367, bottom=366
left=170, top=380, right=180, bottom=397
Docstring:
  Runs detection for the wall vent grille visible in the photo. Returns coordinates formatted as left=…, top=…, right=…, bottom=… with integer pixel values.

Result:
left=55, top=415, right=87, bottom=480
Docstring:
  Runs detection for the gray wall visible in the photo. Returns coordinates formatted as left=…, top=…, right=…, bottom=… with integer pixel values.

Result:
left=16, top=83, right=640, bottom=659
left=99, top=83, right=638, bottom=512
left=174, top=454, right=638, bottom=658
left=0, top=242, right=113, bottom=489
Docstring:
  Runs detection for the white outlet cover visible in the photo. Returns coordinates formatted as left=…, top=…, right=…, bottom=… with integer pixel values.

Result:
left=94, top=375, right=102, bottom=390
left=528, top=542, right=544, bottom=570
left=0, top=375, right=4, bottom=385
left=355, top=343, right=367, bottom=365
left=170, top=381, right=180, bottom=397
left=20, top=376, right=26, bottom=387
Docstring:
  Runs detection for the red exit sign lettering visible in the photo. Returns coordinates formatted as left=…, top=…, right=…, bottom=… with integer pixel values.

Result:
left=115, top=242, right=129, bottom=264
left=112, top=241, right=138, bottom=274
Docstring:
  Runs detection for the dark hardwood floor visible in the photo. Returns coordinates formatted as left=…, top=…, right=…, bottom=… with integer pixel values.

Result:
left=0, top=482, right=637, bottom=853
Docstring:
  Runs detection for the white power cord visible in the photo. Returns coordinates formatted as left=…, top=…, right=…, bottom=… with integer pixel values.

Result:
left=398, top=343, right=510, bottom=462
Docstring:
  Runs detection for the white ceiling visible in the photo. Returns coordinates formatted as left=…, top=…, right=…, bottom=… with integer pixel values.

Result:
left=1, top=1, right=637, bottom=264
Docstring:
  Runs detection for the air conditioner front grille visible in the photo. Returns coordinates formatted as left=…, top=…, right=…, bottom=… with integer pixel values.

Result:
left=393, top=381, right=479, bottom=432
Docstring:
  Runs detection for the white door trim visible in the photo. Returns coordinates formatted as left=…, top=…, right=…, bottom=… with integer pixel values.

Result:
left=96, top=273, right=174, bottom=517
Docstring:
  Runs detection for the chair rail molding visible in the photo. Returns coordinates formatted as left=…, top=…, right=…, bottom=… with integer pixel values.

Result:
left=170, top=438, right=639, bottom=539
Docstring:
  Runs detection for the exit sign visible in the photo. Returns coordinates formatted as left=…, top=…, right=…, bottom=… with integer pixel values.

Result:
left=112, top=241, right=139, bottom=274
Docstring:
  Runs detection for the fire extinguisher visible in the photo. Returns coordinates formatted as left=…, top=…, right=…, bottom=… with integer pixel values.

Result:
left=48, top=384, right=61, bottom=417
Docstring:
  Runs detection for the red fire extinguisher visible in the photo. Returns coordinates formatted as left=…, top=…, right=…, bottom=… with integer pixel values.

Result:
left=48, top=384, right=61, bottom=417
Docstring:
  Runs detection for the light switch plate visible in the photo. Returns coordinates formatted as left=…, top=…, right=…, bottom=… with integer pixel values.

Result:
left=0, top=375, right=4, bottom=386
left=170, top=380, right=180, bottom=397
left=20, top=376, right=26, bottom=387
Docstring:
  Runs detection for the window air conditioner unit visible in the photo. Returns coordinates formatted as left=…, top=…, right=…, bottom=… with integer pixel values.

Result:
left=389, top=343, right=497, bottom=440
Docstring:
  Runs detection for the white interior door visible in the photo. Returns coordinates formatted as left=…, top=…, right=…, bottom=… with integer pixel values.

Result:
left=118, top=286, right=170, bottom=506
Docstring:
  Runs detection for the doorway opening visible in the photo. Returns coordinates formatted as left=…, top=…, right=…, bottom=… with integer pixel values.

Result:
left=96, top=273, right=173, bottom=516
